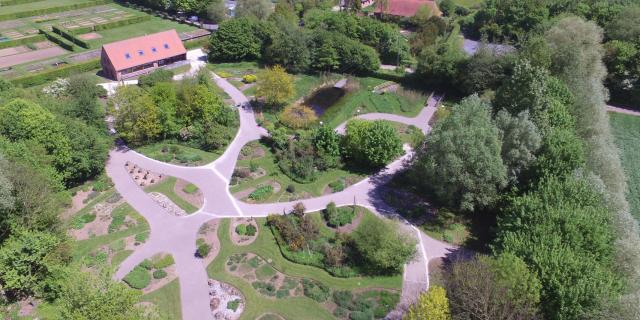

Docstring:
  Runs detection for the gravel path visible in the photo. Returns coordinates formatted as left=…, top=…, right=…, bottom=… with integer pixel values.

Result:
left=104, top=59, right=454, bottom=319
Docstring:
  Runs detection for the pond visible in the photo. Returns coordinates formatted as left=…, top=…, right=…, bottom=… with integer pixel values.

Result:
left=303, top=86, right=345, bottom=116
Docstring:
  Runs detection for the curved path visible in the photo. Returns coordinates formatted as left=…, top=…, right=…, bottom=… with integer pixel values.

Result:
left=335, top=95, right=438, bottom=135
left=105, top=63, right=454, bottom=319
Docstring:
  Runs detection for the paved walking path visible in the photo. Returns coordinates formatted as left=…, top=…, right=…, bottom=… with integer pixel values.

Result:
left=104, top=62, right=454, bottom=319
left=335, top=95, right=438, bottom=135
left=607, top=104, right=640, bottom=117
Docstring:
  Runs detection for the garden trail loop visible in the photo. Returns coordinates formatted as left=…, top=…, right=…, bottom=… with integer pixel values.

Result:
left=105, top=63, right=455, bottom=319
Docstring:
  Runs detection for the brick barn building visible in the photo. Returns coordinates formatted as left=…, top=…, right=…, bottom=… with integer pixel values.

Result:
left=100, top=29, right=187, bottom=80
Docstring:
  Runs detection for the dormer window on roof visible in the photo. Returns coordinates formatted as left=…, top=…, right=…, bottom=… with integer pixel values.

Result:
left=125, top=52, right=131, bottom=59
left=163, top=43, right=169, bottom=49
left=138, top=50, right=144, bottom=56
left=151, top=47, right=157, bottom=53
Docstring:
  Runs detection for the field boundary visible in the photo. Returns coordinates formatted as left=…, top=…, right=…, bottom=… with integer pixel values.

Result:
left=0, top=0, right=111, bottom=21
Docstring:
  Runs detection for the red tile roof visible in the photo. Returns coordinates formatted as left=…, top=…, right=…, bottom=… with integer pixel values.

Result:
left=375, top=0, right=441, bottom=17
left=102, top=30, right=186, bottom=71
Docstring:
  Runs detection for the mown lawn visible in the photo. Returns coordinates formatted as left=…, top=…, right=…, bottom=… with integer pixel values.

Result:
left=321, top=77, right=427, bottom=128
left=229, top=141, right=367, bottom=203
left=141, top=279, right=182, bottom=320
left=0, top=0, right=96, bottom=14
left=136, top=141, right=223, bottom=166
left=144, top=176, right=199, bottom=214
left=609, top=112, right=640, bottom=220
left=206, top=219, right=402, bottom=320
left=86, top=14, right=196, bottom=47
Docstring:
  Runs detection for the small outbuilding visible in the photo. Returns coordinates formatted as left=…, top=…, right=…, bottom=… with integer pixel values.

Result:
left=100, top=29, right=187, bottom=80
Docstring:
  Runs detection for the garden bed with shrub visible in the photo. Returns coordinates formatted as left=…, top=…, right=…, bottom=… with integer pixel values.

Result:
left=267, top=207, right=416, bottom=278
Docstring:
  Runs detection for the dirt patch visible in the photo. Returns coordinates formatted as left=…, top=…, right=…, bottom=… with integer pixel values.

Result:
left=232, top=187, right=255, bottom=200
left=33, top=41, right=54, bottom=49
left=0, top=46, right=66, bottom=68
left=148, top=192, right=187, bottom=217
left=238, top=142, right=266, bottom=160
left=126, top=161, right=164, bottom=187
left=322, top=186, right=333, bottom=195
left=68, top=194, right=126, bottom=240
left=0, top=46, right=29, bottom=58
left=229, top=218, right=259, bottom=246
left=198, top=220, right=221, bottom=266
left=209, top=279, right=244, bottom=319
left=62, top=189, right=93, bottom=219
left=78, top=32, right=102, bottom=40
left=226, top=253, right=303, bottom=300
left=268, top=180, right=281, bottom=193
left=18, top=298, right=37, bottom=317
left=174, top=178, right=204, bottom=208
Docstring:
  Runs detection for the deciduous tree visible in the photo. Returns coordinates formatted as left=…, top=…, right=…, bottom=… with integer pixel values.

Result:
left=411, top=95, right=506, bottom=212
left=256, top=65, right=294, bottom=107
left=351, top=216, right=415, bottom=274
left=343, top=120, right=402, bottom=168
left=405, top=286, right=451, bottom=320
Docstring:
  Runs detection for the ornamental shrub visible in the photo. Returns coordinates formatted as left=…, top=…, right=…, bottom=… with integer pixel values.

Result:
left=302, top=279, right=330, bottom=302
left=243, top=74, right=257, bottom=83
left=246, top=224, right=257, bottom=236
left=139, top=259, right=153, bottom=270
left=197, top=242, right=211, bottom=258
left=236, top=224, right=247, bottom=235
left=153, top=254, right=175, bottom=269
left=153, top=269, right=167, bottom=279
left=123, top=266, right=151, bottom=289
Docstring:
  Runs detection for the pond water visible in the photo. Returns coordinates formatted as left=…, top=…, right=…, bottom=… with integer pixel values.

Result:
left=303, top=86, right=345, bottom=116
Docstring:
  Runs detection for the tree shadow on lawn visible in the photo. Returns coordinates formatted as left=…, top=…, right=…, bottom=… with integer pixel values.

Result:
left=365, top=167, right=496, bottom=254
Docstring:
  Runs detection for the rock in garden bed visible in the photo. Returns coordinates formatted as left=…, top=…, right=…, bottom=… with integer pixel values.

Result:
left=148, top=192, right=187, bottom=216
left=125, top=161, right=164, bottom=187
left=208, top=279, right=244, bottom=319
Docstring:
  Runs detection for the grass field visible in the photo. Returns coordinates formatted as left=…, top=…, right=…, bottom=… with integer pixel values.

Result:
left=145, top=176, right=199, bottom=214
left=321, top=77, right=427, bottom=128
left=453, top=0, right=483, bottom=8
left=85, top=14, right=196, bottom=47
left=207, top=219, right=402, bottom=320
left=141, top=279, right=182, bottom=320
left=0, top=0, right=97, bottom=15
left=609, top=112, right=640, bottom=220
left=136, top=141, right=223, bottom=166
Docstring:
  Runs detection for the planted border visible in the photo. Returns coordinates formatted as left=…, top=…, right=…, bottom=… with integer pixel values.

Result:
left=0, top=34, right=46, bottom=49
left=39, top=28, right=74, bottom=51
left=0, top=0, right=111, bottom=21
left=0, top=0, right=43, bottom=5
left=70, top=15, right=153, bottom=35
left=52, top=25, right=90, bottom=49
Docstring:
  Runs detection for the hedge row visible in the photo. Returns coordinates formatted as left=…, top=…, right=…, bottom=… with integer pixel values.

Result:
left=39, top=29, right=75, bottom=51
left=10, top=59, right=100, bottom=87
left=0, top=0, right=111, bottom=21
left=0, top=34, right=46, bottom=49
left=0, top=0, right=42, bottom=6
left=52, top=25, right=90, bottom=49
left=70, top=14, right=152, bottom=35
